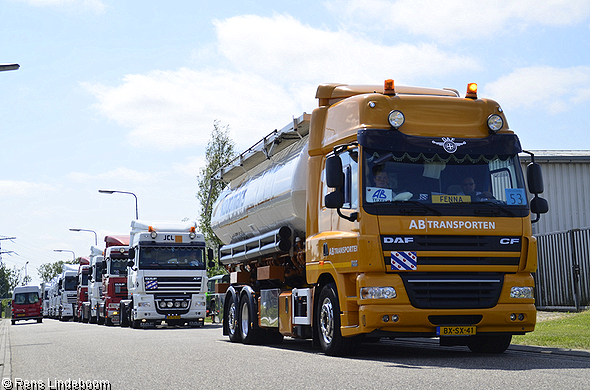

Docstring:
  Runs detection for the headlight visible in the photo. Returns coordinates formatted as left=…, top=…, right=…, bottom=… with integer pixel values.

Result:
left=360, top=286, right=396, bottom=299
left=159, top=301, right=167, bottom=308
left=487, top=114, right=503, bottom=133
left=138, top=302, right=151, bottom=307
left=181, top=301, right=189, bottom=308
left=510, top=286, right=534, bottom=299
left=167, top=301, right=174, bottom=308
left=388, top=110, right=405, bottom=129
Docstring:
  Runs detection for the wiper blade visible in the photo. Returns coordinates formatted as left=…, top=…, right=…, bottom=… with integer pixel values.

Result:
left=394, top=200, right=442, bottom=216
left=474, top=201, right=516, bottom=217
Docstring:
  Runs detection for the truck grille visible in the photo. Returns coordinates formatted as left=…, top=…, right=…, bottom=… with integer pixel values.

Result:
left=400, top=273, right=503, bottom=309
left=144, top=277, right=203, bottom=294
left=382, top=235, right=521, bottom=267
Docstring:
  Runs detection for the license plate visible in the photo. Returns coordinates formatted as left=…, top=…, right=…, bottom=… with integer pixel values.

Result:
left=166, top=315, right=181, bottom=320
left=437, top=326, right=476, bottom=336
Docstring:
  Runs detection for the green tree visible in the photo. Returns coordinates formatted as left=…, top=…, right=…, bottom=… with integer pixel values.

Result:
left=196, top=120, right=236, bottom=277
left=0, top=261, right=19, bottom=298
left=37, top=258, right=79, bottom=283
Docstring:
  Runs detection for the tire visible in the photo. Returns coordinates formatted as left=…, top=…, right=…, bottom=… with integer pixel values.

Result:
left=468, top=334, right=512, bottom=354
left=90, top=315, right=97, bottom=324
left=226, top=293, right=241, bottom=343
left=239, top=295, right=264, bottom=344
left=37, top=318, right=42, bottom=323
left=11, top=320, right=15, bottom=325
left=316, top=283, right=359, bottom=356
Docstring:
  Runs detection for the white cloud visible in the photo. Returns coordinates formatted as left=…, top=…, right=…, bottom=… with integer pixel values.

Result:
left=485, top=65, right=590, bottom=114
left=15, top=0, right=108, bottom=13
left=83, top=68, right=301, bottom=151
left=325, top=0, right=590, bottom=44
left=84, top=14, right=478, bottom=151
left=0, top=180, right=55, bottom=197
left=214, top=14, right=477, bottom=82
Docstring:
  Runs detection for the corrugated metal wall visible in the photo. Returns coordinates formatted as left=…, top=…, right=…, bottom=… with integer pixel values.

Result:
left=521, top=154, right=590, bottom=235
left=521, top=152, right=590, bottom=310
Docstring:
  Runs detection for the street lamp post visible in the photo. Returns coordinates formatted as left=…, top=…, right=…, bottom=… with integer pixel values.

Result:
left=0, top=64, right=19, bottom=72
left=98, top=190, right=139, bottom=220
left=69, top=228, right=98, bottom=246
left=53, top=249, right=76, bottom=261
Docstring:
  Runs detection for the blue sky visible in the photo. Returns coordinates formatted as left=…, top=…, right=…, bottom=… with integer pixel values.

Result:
left=1, top=0, right=589, bottom=286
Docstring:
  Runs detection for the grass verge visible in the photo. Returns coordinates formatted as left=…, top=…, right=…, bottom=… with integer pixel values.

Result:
left=513, top=310, right=590, bottom=350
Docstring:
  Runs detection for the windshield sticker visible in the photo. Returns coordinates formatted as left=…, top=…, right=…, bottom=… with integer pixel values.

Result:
left=432, top=194, right=471, bottom=203
left=409, top=219, right=496, bottom=230
left=432, top=137, right=466, bottom=153
left=366, top=187, right=394, bottom=203
left=505, top=188, right=526, bottom=205
left=391, top=251, right=417, bottom=271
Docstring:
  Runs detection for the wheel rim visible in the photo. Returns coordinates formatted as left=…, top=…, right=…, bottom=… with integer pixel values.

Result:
left=228, top=302, right=238, bottom=336
left=319, top=297, right=334, bottom=346
left=240, top=301, right=249, bottom=339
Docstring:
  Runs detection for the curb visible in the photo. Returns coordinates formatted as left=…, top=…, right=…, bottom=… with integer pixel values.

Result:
left=0, top=319, right=11, bottom=380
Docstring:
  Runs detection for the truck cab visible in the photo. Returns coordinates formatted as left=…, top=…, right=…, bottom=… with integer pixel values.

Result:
left=58, top=267, right=78, bottom=321
left=75, top=260, right=90, bottom=322
left=85, top=246, right=104, bottom=323
left=98, top=236, right=130, bottom=326
left=120, top=220, right=209, bottom=328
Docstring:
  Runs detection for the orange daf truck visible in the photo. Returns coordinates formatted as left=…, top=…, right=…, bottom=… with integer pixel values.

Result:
left=210, top=80, right=548, bottom=355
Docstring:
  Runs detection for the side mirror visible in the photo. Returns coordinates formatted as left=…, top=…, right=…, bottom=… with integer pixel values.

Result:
left=128, top=248, right=136, bottom=259
left=530, top=196, right=549, bottom=215
left=527, top=162, right=544, bottom=194
left=207, top=248, right=216, bottom=268
left=325, top=155, right=343, bottom=188
left=325, top=191, right=344, bottom=209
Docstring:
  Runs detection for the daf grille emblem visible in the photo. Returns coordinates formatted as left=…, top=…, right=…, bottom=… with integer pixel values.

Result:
left=432, top=137, right=466, bottom=153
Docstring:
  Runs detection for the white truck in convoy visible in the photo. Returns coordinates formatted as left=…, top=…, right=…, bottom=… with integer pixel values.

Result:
left=58, top=265, right=78, bottom=321
left=83, top=246, right=105, bottom=323
left=119, top=220, right=211, bottom=328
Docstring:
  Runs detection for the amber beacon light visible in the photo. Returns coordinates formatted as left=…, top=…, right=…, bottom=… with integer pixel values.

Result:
left=466, top=83, right=478, bottom=99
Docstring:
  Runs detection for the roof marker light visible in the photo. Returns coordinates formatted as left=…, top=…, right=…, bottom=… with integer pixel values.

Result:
left=466, top=83, right=478, bottom=99
left=384, top=79, right=396, bottom=95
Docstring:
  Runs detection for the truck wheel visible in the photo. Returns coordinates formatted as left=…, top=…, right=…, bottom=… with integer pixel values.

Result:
left=316, top=283, right=358, bottom=356
left=239, top=296, right=263, bottom=344
left=226, top=294, right=241, bottom=343
left=37, top=318, right=42, bottom=323
left=468, top=334, right=512, bottom=354
left=90, top=315, right=97, bottom=324
left=11, top=320, right=15, bottom=325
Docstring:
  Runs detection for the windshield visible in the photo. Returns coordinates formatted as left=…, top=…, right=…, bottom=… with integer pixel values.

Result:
left=139, top=246, right=206, bottom=270
left=109, top=258, right=128, bottom=276
left=64, top=276, right=77, bottom=291
left=363, top=146, right=527, bottom=216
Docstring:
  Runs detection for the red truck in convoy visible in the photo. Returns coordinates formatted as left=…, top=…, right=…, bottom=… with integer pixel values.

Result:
left=97, top=235, right=130, bottom=325
left=74, top=257, right=90, bottom=322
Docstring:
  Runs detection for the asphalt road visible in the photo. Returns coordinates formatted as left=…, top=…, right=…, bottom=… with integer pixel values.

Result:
left=3, top=318, right=590, bottom=390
